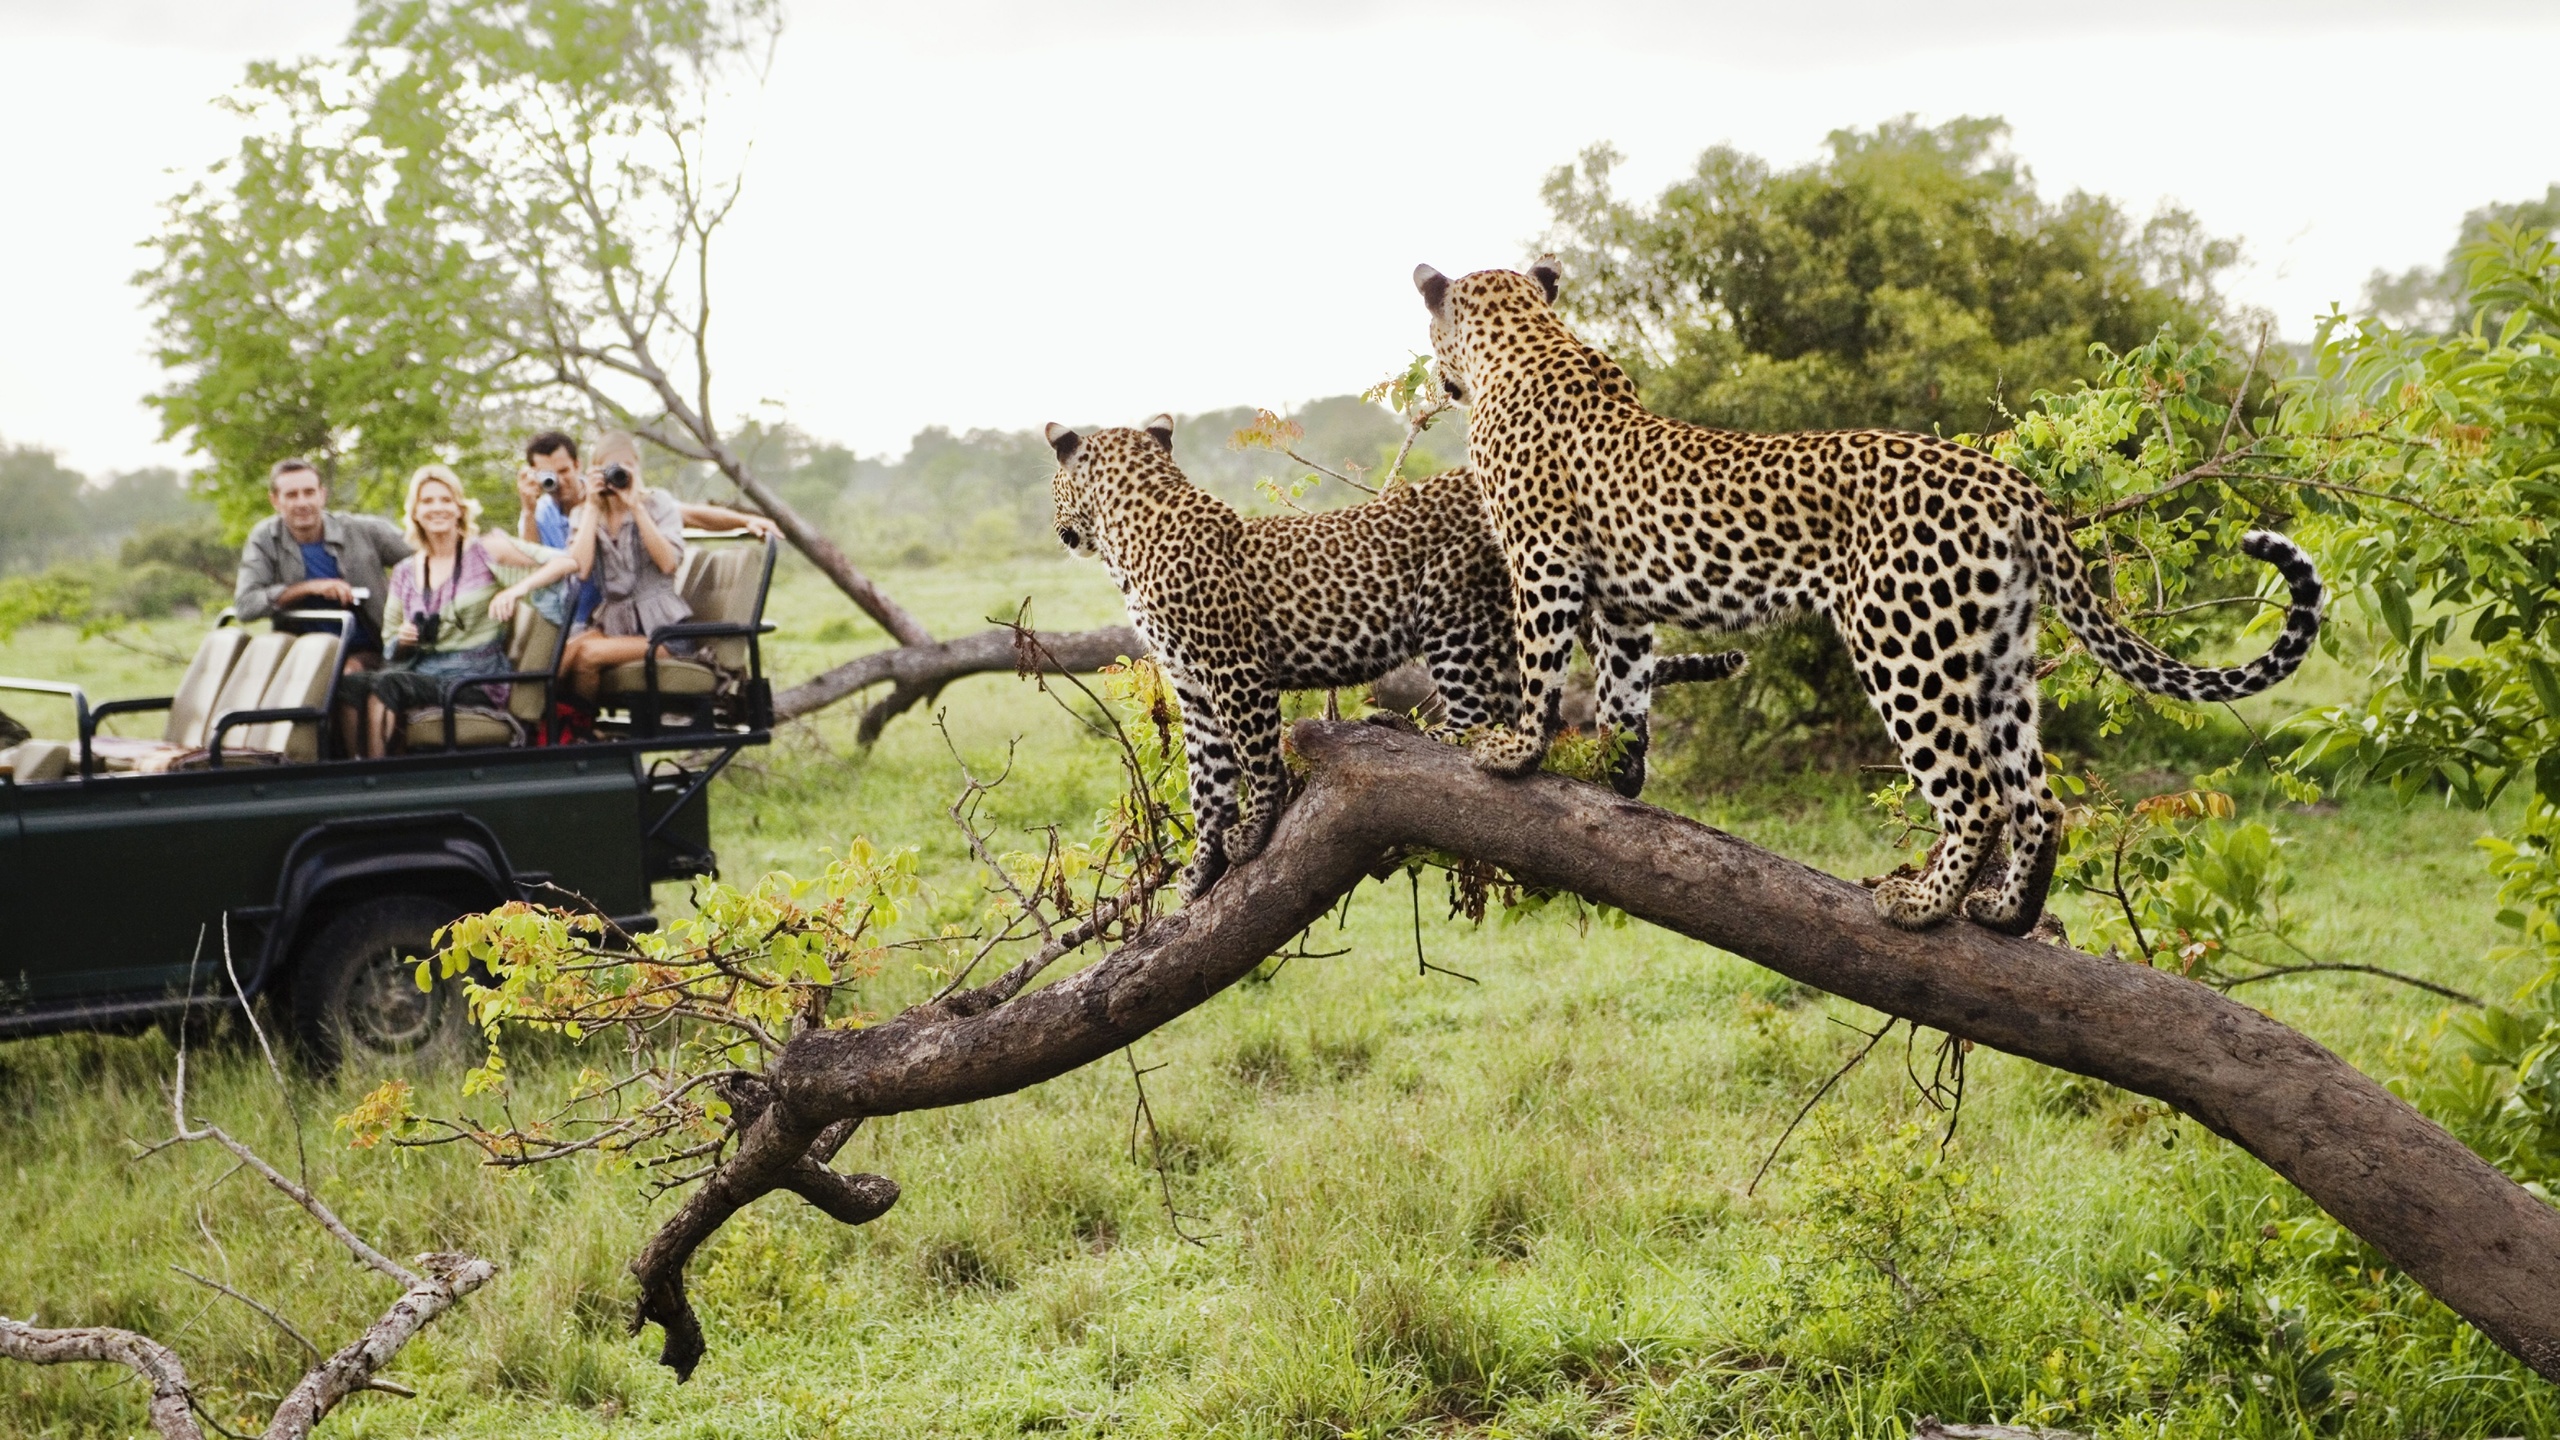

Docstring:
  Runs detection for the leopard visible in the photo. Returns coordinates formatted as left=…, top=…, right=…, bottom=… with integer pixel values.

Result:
left=1409, top=256, right=2324, bottom=937
left=1047, top=415, right=1745, bottom=899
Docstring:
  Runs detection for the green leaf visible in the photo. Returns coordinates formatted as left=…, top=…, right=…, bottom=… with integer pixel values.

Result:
left=2377, top=581, right=2414, bottom=647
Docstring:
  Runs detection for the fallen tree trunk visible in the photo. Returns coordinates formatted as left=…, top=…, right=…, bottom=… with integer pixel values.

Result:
left=630, top=719, right=2560, bottom=1383
left=774, top=624, right=1150, bottom=739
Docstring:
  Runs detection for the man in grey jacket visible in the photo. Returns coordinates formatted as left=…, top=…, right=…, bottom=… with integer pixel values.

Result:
left=233, top=458, right=412, bottom=667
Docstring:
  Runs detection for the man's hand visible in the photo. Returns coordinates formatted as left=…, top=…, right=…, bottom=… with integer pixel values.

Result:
left=516, top=466, right=546, bottom=507
left=737, top=513, right=779, bottom=540
left=280, top=577, right=356, bottom=606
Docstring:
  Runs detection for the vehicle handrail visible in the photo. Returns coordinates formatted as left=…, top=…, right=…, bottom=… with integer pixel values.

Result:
left=636, top=618, right=778, bottom=738
left=208, top=706, right=329, bottom=769
left=0, top=677, right=94, bottom=781
left=80, top=696, right=178, bottom=779
left=429, top=669, right=558, bottom=752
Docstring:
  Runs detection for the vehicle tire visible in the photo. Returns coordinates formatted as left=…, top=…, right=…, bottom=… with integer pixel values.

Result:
left=290, top=895, right=479, bottom=1074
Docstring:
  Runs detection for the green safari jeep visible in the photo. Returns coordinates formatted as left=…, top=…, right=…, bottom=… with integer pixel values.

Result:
left=0, top=534, right=778, bottom=1068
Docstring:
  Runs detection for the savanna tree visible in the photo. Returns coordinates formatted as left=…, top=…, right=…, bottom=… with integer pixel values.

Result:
left=142, top=0, right=1141, bottom=733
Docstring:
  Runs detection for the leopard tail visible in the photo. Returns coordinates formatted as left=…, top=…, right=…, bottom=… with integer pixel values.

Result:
left=2030, top=512, right=2323, bottom=703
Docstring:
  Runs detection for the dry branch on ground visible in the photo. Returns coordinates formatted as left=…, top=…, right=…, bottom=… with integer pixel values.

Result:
left=0, top=1033, right=491, bottom=1438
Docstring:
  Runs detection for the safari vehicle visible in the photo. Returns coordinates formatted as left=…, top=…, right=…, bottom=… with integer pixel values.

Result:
left=0, top=533, right=779, bottom=1068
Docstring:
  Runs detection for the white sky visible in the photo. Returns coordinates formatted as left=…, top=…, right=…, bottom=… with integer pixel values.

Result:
left=3, top=0, right=2556, bottom=479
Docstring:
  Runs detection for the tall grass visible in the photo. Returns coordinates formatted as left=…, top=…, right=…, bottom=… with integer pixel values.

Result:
left=0, top=557, right=2550, bottom=1437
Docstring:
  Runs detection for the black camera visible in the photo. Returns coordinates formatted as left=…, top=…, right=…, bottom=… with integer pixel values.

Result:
left=412, top=611, right=442, bottom=648
left=602, top=463, right=633, bottom=492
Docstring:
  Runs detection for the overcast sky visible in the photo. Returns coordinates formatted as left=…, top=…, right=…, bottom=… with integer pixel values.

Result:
left=4, top=0, right=2556, bottom=478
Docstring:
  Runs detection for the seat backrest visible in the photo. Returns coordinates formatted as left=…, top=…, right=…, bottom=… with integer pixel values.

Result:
left=207, top=632, right=292, bottom=749
left=506, top=602, right=563, bottom=725
left=679, top=539, right=766, bottom=672
left=243, top=632, right=340, bottom=759
left=165, top=627, right=249, bottom=747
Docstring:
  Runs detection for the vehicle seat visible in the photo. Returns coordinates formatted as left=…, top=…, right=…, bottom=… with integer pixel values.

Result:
left=238, top=632, right=342, bottom=760
left=399, top=600, right=562, bottom=750
left=0, top=739, right=72, bottom=784
left=88, top=626, right=249, bottom=772
left=597, top=539, right=763, bottom=706
left=137, top=632, right=292, bottom=772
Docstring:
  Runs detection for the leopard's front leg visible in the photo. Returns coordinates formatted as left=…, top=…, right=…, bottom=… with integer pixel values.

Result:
left=1475, top=519, right=1584, bottom=778
left=1584, top=608, right=1659, bottom=798
left=1166, top=670, right=1241, bottom=901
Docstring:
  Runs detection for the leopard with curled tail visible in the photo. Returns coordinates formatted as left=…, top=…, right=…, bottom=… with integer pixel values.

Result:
left=1411, top=257, right=2322, bottom=936
left=1047, top=416, right=1746, bottom=900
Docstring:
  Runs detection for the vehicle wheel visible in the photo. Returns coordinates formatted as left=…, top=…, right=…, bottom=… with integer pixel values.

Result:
left=291, top=895, right=479, bottom=1073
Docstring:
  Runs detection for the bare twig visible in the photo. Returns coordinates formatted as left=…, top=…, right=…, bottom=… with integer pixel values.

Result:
left=171, top=1267, right=322, bottom=1364
left=1750, top=1017, right=1897, bottom=1195
left=2214, top=962, right=2482, bottom=1007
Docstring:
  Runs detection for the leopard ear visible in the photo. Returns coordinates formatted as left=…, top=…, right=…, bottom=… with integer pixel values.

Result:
left=1414, top=264, right=1449, bottom=316
left=1044, top=423, right=1081, bottom=463
left=1143, top=414, right=1175, bottom=453
left=1529, top=253, right=1561, bottom=305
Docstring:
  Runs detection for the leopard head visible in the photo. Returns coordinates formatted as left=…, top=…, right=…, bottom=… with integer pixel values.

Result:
left=1047, top=415, right=1178, bottom=558
left=1413, top=255, right=1563, bottom=406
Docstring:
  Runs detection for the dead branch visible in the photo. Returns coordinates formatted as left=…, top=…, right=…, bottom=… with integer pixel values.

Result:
left=611, top=718, right=2560, bottom=1386
left=0, top=997, right=493, bottom=1437
left=773, top=624, right=1151, bottom=736
left=0, top=1319, right=200, bottom=1439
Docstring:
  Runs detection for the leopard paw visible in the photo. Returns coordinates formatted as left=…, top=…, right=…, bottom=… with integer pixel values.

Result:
left=1178, top=849, right=1230, bottom=903
left=1963, top=888, right=2045, bottom=938
left=1605, top=729, right=1649, bottom=799
left=1871, top=875, right=1954, bottom=930
left=1224, top=805, right=1278, bottom=865
left=1469, top=726, right=1546, bottom=777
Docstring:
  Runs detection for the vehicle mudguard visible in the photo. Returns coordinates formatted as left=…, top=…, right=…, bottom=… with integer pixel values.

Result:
left=250, top=810, right=523, bottom=996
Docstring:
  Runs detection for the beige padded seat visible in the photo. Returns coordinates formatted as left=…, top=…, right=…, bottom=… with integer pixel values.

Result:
left=238, top=632, right=342, bottom=760
left=400, top=602, right=561, bottom=750
left=132, top=632, right=293, bottom=771
left=1, top=740, right=73, bottom=784
left=598, top=541, right=761, bottom=703
left=89, top=627, right=249, bottom=772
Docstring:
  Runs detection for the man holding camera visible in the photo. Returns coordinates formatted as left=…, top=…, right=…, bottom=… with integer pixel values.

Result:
left=235, top=458, right=411, bottom=669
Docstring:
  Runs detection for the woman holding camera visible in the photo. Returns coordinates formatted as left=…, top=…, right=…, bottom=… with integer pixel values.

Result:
left=555, top=433, right=693, bottom=718
left=340, top=464, right=573, bottom=757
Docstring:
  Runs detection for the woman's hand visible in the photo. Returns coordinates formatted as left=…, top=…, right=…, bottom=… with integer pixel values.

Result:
left=396, top=619, right=421, bottom=648
left=491, top=584, right=525, bottom=624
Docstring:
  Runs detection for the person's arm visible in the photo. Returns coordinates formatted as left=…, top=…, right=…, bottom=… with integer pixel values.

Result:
left=566, top=498, right=601, bottom=579
left=630, top=490, right=683, bottom=575
left=234, top=528, right=286, bottom=622
left=675, top=501, right=778, bottom=539
left=514, top=468, right=545, bottom=543
left=480, top=531, right=577, bottom=624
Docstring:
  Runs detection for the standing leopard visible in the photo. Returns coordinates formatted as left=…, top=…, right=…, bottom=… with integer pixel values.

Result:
left=1047, top=416, right=1743, bottom=898
left=1409, top=257, right=2323, bottom=936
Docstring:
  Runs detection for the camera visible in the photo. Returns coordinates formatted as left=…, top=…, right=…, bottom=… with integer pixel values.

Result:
left=412, top=611, right=442, bottom=648
left=602, top=463, right=633, bottom=492
left=537, top=471, right=560, bottom=493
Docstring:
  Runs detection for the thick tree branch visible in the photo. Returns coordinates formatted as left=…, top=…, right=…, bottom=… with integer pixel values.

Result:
left=621, top=719, right=2560, bottom=1385
left=774, top=625, right=1151, bottom=737
left=0, top=1318, right=199, bottom=1440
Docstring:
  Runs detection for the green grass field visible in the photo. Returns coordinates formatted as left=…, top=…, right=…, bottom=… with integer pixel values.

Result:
left=2, top=557, right=2551, bottom=1438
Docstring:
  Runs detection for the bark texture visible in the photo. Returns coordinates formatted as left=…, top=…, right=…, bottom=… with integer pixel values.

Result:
left=774, top=624, right=1150, bottom=738
left=632, top=719, right=2560, bottom=1383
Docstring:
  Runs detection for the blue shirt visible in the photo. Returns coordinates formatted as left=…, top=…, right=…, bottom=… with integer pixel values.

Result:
left=291, top=540, right=379, bottom=649
left=534, top=495, right=572, bottom=549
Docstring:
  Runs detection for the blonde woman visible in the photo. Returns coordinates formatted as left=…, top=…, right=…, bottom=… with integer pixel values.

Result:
left=340, top=465, right=575, bottom=757
left=557, top=433, right=693, bottom=712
